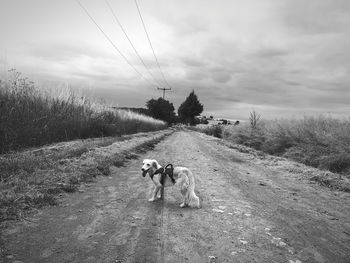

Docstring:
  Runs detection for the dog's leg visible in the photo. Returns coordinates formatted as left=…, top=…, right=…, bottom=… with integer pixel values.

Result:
left=149, top=185, right=161, bottom=202
left=179, top=186, right=188, bottom=208
left=157, top=186, right=164, bottom=200
left=180, top=198, right=188, bottom=207
left=156, top=188, right=161, bottom=199
left=149, top=186, right=158, bottom=202
left=180, top=201, right=186, bottom=208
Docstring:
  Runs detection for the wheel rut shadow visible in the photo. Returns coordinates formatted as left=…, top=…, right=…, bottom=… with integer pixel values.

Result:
left=131, top=199, right=165, bottom=263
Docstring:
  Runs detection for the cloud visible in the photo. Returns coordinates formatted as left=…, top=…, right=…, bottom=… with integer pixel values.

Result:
left=252, top=46, right=289, bottom=58
left=282, top=0, right=350, bottom=35
left=211, top=71, right=232, bottom=83
left=283, top=80, right=301, bottom=86
left=25, top=41, right=113, bottom=63
left=175, top=16, right=209, bottom=35
left=182, top=57, right=206, bottom=67
left=185, top=70, right=207, bottom=81
left=1, top=0, right=349, bottom=119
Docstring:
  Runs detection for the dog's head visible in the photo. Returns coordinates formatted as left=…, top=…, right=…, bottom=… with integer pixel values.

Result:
left=141, top=159, right=161, bottom=177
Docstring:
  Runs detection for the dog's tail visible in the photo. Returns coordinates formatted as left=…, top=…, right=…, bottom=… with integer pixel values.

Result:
left=187, top=170, right=200, bottom=208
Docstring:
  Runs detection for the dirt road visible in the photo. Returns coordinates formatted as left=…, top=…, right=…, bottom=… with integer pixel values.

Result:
left=3, top=130, right=350, bottom=263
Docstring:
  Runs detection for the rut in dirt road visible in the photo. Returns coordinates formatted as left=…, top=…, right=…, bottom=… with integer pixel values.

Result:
left=3, top=130, right=350, bottom=263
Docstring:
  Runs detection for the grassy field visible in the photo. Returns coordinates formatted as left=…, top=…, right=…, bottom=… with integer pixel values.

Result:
left=0, top=69, right=166, bottom=154
left=193, top=116, right=350, bottom=177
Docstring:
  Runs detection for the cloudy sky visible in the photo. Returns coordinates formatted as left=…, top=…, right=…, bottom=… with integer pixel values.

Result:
left=0, top=0, right=349, bottom=119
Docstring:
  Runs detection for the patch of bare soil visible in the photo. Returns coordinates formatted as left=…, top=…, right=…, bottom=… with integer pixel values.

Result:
left=2, top=130, right=350, bottom=263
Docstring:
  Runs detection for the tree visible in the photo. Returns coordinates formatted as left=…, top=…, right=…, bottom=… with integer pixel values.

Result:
left=146, top=97, right=176, bottom=124
left=178, top=90, right=203, bottom=125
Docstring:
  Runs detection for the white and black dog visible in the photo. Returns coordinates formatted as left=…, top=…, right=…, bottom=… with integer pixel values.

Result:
left=141, top=159, right=200, bottom=208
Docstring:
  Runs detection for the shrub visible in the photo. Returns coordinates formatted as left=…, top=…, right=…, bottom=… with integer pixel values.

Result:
left=187, top=124, right=223, bottom=138
left=318, top=153, right=350, bottom=174
left=204, top=125, right=223, bottom=138
left=227, top=122, right=265, bottom=150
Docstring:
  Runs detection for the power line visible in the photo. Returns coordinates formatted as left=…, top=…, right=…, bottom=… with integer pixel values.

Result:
left=76, top=0, right=155, bottom=88
left=134, top=0, right=172, bottom=89
left=105, top=0, right=164, bottom=88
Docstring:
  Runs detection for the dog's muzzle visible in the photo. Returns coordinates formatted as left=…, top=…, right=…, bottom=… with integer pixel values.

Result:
left=141, top=168, right=149, bottom=177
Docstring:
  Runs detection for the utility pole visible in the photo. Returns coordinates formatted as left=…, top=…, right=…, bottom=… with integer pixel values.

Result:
left=157, top=87, right=171, bottom=99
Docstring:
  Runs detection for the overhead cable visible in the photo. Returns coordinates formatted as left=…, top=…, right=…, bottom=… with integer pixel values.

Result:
left=134, top=0, right=172, bottom=89
left=105, top=0, right=165, bottom=88
left=76, top=0, right=155, bottom=87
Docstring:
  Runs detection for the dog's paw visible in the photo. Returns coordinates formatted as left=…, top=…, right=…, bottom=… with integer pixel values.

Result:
left=179, top=203, right=187, bottom=208
left=148, top=198, right=155, bottom=202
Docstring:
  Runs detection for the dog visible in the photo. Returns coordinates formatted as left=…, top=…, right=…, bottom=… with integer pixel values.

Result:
left=141, top=159, right=200, bottom=208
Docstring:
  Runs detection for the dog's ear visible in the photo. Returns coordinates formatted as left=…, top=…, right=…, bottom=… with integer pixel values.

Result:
left=152, top=161, right=158, bottom=169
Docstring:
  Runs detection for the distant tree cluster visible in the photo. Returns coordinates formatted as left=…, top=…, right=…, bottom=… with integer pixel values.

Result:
left=145, top=90, right=203, bottom=126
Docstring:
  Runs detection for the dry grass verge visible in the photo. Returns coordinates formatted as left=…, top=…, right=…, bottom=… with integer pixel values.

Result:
left=0, top=130, right=173, bottom=224
left=220, top=136, right=350, bottom=193
left=192, top=116, right=350, bottom=192
left=0, top=69, right=167, bottom=154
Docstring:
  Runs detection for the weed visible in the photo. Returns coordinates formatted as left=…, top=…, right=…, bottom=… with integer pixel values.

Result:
left=97, top=161, right=112, bottom=175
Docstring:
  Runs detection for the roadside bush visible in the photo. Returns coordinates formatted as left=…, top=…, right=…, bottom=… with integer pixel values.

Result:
left=224, top=116, right=350, bottom=175
left=318, top=153, right=350, bottom=174
left=229, top=124, right=265, bottom=150
left=260, top=122, right=294, bottom=155
left=191, top=124, right=223, bottom=138
left=203, top=125, right=223, bottom=138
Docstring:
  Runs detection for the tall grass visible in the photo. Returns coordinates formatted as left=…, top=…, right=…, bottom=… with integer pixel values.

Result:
left=223, top=116, right=350, bottom=175
left=0, top=69, right=166, bottom=153
left=189, top=124, right=223, bottom=138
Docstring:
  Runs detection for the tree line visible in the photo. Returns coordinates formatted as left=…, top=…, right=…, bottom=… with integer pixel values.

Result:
left=145, top=90, right=203, bottom=125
